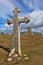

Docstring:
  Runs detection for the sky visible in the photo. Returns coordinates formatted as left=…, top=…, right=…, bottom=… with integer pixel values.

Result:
left=0, top=0, right=43, bottom=34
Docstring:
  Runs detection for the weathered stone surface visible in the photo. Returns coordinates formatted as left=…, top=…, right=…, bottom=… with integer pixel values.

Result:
left=7, top=8, right=30, bottom=57
left=24, top=57, right=29, bottom=60
left=28, top=27, right=32, bottom=34
left=23, top=54, right=27, bottom=57
left=12, top=54, right=18, bottom=57
left=7, top=58, right=12, bottom=61
left=28, top=27, right=34, bottom=35
left=17, top=57, right=21, bottom=60
left=9, top=48, right=15, bottom=56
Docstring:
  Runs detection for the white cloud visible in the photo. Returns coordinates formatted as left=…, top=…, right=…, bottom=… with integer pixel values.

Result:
left=0, top=0, right=14, bottom=11
left=27, top=10, right=43, bottom=34
left=0, top=0, right=23, bottom=19
left=2, top=28, right=6, bottom=31
left=28, top=10, right=43, bottom=27
left=0, top=23, right=13, bottom=33
left=0, top=0, right=23, bottom=26
left=0, top=0, right=15, bottom=18
left=23, top=0, right=34, bottom=9
left=23, top=0, right=43, bottom=10
left=8, top=0, right=22, bottom=8
left=4, top=23, right=13, bottom=30
left=32, top=27, right=43, bottom=34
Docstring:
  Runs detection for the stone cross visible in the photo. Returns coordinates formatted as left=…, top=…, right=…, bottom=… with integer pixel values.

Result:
left=7, top=8, right=30, bottom=57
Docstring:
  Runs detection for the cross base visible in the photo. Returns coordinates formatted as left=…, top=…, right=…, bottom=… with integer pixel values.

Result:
left=7, top=54, right=29, bottom=62
left=8, top=48, right=22, bottom=57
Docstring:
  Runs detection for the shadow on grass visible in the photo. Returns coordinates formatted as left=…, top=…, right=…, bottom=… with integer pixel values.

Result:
left=0, top=45, right=10, bottom=53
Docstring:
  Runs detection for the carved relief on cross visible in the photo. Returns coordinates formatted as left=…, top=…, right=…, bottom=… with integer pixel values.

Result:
left=7, top=8, right=30, bottom=56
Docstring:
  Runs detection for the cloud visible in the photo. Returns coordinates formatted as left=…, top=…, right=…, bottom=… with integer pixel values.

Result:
left=4, top=23, right=13, bottom=31
left=23, top=0, right=34, bottom=9
left=0, top=23, right=13, bottom=34
left=32, top=0, right=43, bottom=10
left=0, top=0, right=14, bottom=10
left=32, top=27, right=43, bottom=34
left=21, top=29, right=27, bottom=33
left=0, top=0, right=24, bottom=19
left=28, top=10, right=43, bottom=28
left=8, top=0, right=22, bottom=8
left=23, top=0, right=43, bottom=10
left=0, top=0, right=14, bottom=18
left=27, top=10, right=43, bottom=34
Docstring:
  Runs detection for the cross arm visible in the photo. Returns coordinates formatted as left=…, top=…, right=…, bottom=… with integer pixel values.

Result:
left=19, top=17, right=30, bottom=24
left=7, top=19, right=13, bottom=25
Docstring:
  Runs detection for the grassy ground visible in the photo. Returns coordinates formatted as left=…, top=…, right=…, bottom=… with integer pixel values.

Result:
left=0, top=34, right=43, bottom=65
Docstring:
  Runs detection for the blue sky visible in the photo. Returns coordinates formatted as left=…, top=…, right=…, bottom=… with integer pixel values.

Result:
left=0, top=0, right=43, bottom=34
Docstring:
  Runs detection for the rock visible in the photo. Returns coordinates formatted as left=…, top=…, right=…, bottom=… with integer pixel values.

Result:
left=24, top=57, right=29, bottom=60
left=17, top=57, right=21, bottom=60
left=23, top=54, right=27, bottom=57
left=7, top=58, right=12, bottom=61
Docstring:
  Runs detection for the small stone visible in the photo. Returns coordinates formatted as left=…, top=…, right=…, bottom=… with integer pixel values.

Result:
left=17, top=57, right=21, bottom=60
left=25, top=57, right=29, bottom=60
left=7, top=58, right=12, bottom=61
left=23, top=54, right=27, bottom=57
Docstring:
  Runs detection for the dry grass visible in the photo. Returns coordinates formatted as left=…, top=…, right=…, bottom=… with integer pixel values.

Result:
left=0, top=34, right=43, bottom=65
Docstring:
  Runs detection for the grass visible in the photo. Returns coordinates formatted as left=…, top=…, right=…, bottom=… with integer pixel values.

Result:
left=0, top=34, right=43, bottom=65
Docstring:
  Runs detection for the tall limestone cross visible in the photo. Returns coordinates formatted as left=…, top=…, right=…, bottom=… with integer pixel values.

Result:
left=7, top=8, right=30, bottom=56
